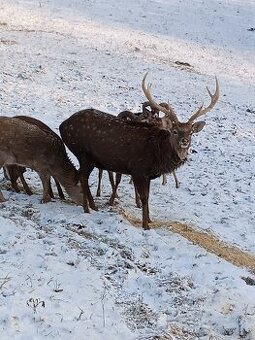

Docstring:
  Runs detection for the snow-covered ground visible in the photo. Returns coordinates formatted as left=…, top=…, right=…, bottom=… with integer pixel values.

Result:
left=0, top=0, right=255, bottom=339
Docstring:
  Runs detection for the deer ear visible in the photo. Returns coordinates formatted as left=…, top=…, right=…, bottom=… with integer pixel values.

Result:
left=192, top=121, right=206, bottom=133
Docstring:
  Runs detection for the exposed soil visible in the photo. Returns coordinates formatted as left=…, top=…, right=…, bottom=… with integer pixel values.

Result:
left=120, top=209, right=255, bottom=272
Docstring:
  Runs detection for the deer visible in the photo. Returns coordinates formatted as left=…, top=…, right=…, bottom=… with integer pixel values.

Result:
left=3, top=116, right=65, bottom=199
left=96, top=102, right=158, bottom=201
left=105, top=101, right=180, bottom=207
left=83, top=102, right=179, bottom=205
left=0, top=116, right=83, bottom=204
left=96, top=102, right=157, bottom=203
left=59, top=73, right=219, bottom=229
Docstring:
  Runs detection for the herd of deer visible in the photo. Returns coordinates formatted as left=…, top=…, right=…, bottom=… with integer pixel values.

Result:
left=0, top=73, right=219, bottom=229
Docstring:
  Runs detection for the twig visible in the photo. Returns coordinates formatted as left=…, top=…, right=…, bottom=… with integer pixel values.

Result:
left=47, top=278, right=63, bottom=292
left=0, top=274, right=11, bottom=290
left=25, top=275, right=33, bottom=288
left=238, top=305, right=250, bottom=338
left=75, top=307, right=84, bottom=321
left=101, top=283, right=107, bottom=328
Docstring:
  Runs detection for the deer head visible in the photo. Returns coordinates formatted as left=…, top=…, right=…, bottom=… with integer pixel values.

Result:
left=142, top=72, right=219, bottom=160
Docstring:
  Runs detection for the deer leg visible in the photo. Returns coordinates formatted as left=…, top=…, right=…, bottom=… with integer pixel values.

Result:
left=108, top=171, right=118, bottom=197
left=4, top=166, right=20, bottom=193
left=53, top=177, right=65, bottom=199
left=0, top=175, right=6, bottom=202
left=96, top=169, right=103, bottom=197
left=133, top=183, right=142, bottom=208
left=87, top=181, right=98, bottom=211
left=0, top=190, right=5, bottom=202
left=0, top=164, right=7, bottom=201
left=173, top=170, right=180, bottom=188
left=109, top=173, right=121, bottom=206
left=3, top=166, right=10, bottom=181
left=162, top=174, right=167, bottom=186
left=19, top=174, right=33, bottom=195
left=38, top=172, right=52, bottom=203
left=132, top=177, right=151, bottom=230
left=80, top=174, right=90, bottom=213
left=80, top=160, right=97, bottom=212
left=5, top=165, right=32, bottom=194
left=10, top=176, right=20, bottom=193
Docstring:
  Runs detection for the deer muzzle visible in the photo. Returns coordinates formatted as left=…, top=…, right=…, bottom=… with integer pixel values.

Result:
left=179, top=137, right=190, bottom=149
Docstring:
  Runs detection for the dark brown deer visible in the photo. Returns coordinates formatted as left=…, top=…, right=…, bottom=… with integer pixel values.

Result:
left=59, top=73, right=219, bottom=229
left=96, top=103, right=155, bottom=203
left=107, top=101, right=180, bottom=207
left=3, top=116, right=65, bottom=199
left=96, top=102, right=160, bottom=202
left=0, top=116, right=83, bottom=204
left=90, top=103, right=180, bottom=204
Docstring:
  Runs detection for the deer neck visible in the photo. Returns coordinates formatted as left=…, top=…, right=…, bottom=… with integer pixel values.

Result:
left=151, top=131, right=187, bottom=177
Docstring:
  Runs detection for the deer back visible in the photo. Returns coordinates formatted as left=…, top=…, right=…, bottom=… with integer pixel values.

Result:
left=60, top=109, right=184, bottom=179
left=14, top=115, right=60, bottom=137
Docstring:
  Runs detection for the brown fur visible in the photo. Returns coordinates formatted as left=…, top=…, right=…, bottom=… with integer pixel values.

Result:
left=59, top=108, right=201, bottom=229
left=4, top=116, right=65, bottom=199
left=0, top=116, right=82, bottom=204
left=110, top=104, right=180, bottom=206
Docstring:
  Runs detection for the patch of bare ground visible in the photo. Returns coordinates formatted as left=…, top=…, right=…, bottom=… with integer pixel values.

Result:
left=119, top=208, right=255, bottom=272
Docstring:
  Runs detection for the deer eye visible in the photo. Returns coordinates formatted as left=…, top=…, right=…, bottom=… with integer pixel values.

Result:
left=173, top=129, right=178, bottom=135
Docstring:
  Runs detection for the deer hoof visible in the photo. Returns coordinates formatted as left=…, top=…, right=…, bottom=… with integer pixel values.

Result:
left=136, top=201, right=142, bottom=209
left=109, top=199, right=115, bottom=206
left=41, top=195, right=52, bottom=203
left=88, top=197, right=98, bottom=210
left=83, top=206, right=90, bottom=213
left=175, top=182, right=180, bottom=189
left=14, top=188, right=21, bottom=193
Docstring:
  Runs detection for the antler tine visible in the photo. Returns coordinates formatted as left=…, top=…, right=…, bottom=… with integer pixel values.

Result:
left=188, top=76, right=219, bottom=124
left=142, top=72, right=179, bottom=123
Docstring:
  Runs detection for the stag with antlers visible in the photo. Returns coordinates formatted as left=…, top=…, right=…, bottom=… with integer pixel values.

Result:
left=60, top=73, right=219, bottom=229
left=104, top=101, right=180, bottom=208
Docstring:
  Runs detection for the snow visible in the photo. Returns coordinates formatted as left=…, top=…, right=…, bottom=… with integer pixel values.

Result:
left=0, top=0, right=255, bottom=339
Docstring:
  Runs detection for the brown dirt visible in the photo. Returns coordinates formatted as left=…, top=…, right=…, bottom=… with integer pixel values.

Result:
left=119, top=209, right=255, bottom=272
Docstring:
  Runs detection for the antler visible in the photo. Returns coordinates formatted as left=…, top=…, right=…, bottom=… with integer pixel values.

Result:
left=142, top=72, right=179, bottom=124
left=188, top=77, right=219, bottom=124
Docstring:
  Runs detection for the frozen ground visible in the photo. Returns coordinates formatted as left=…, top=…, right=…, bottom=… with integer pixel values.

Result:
left=0, top=0, right=255, bottom=339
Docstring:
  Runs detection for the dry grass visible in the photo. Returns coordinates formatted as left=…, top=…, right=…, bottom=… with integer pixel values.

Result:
left=119, top=209, right=255, bottom=272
